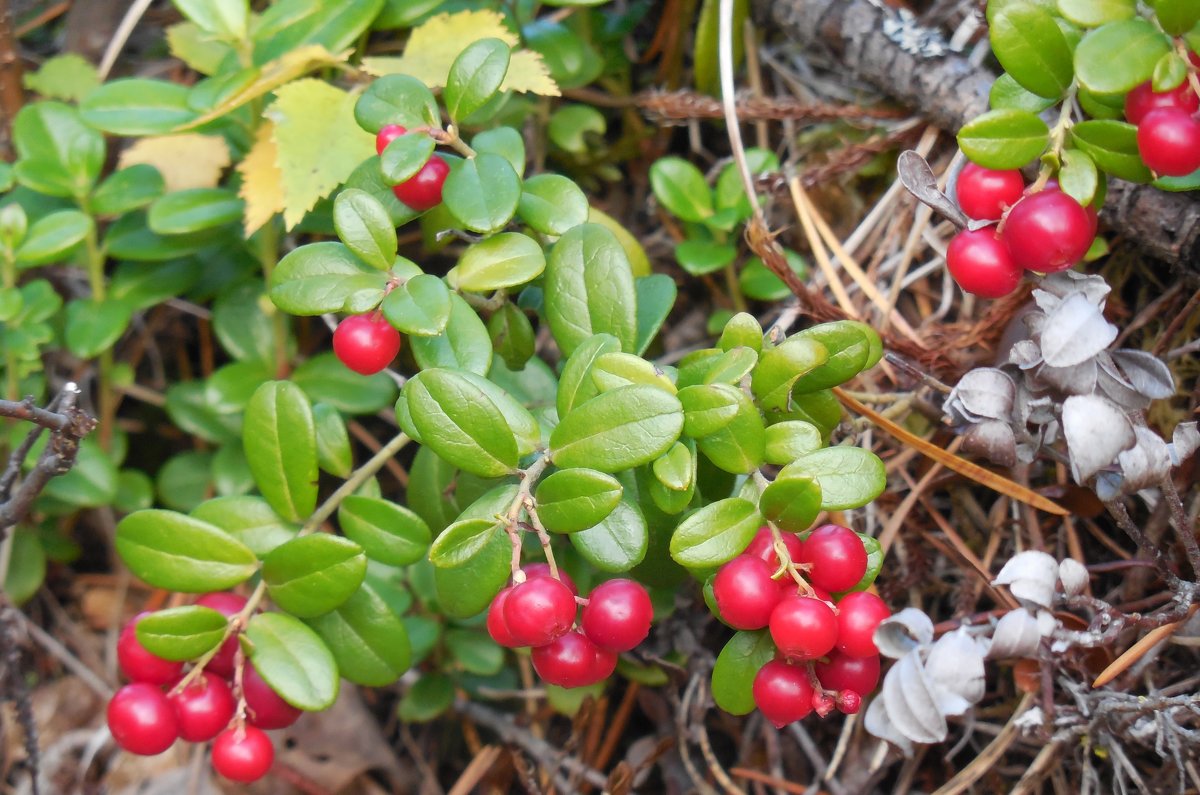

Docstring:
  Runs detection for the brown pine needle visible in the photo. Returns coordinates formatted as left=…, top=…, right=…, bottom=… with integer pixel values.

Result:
left=789, top=178, right=861, bottom=319
left=1092, top=604, right=1200, bottom=688
left=834, top=388, right=1069, bottom=516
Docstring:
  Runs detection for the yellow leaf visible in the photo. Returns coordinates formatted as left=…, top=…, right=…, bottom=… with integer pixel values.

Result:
left=267, top=79, right=374, bottom=230
left=178, top=44, right=350, bottom=130
left=361, top=9, right=559, bottom=96
left=117, top=134, right=231, bottom=192
left=238, top=122, right=285, bottom=236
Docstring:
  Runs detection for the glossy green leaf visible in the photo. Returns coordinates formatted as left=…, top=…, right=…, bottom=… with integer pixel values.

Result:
left=263, top=534, right=367, bottom=618
left=380, top=132, right=436, bottom=184
left=548, top=104, right=606, bottom=153
left=354, top=74, right=441, bottom=133
left=398, top=673, right=454, bottom=722
left=695, top=390, right=765, bottom=474
left=1074, top=19, right=1171, bottom=95
left=380, top=273, right=450, bottom=337
left=1059, top=148, right=1099, bottom=205
left=988, top=73, right=1058, bottom=112
left=306, top=582, right=410, bottom=686
left=517, top=173, right=589, bottom=235
left=653, top=442, right=693, bottom=491
left=524, top=18, right=603, bottom=90
left=845, top=534, right=884, bottom=593
left=455, top=371, right=540, bottom=456
left=990, top=4, right=1075, bottom=98
left=1057, top=0, right=1135, bottom=27
left=556, top=333, right=621, bottom=418
left=338, top=495, right=431, bottom=565
left=535, top=468, right=623, bottom=533
left=174, top=0, right=249, bottom=41
left=190, top=495, right=298, bottom=558
left=254, top=0, right=383, bottom=62
left=649, top=157, right=713, bottom=222
left=781, top=446, right=886, bottom=511
left=789, top=321, right=878, bottom=393
left=156, top=450, right=215, bottom=512
left=13, top=102, right=104, bottom=198
left=1152, top=51, right=1188, bottom=92
left=669, top=497, right=761, bottom=568
left=1148, top=0, right=1200, bottom=34
left=429, top=517, right=501, bottom=568
left=544, top=223, right=638, bottom=356
left=135, top=606, right=227, bottom=662
left=751, top=336, right=828, bottom=410
left=270, top=242, right=388, bottom=315
left=243, top=381, right=318, bottom=523
left=445, top=38, right=511, bottom=121
left=148, top=188, right=243, bottom=234
left=758, top=474, right=821, bottom=533
left=442, top=153, right=521, bottom=233
left=115, top=509, right=258, bottom=592
left=15, top=210, right=91, bottom=266
left=550, top=385, right=683, bottom=472
left=489, top=301, right=535, bottom=370
left=41, top=438, right=116, bottom=507
left=764, top=421, right=823, bottom=465
left=711, top=630, right=775, bottom=714
left=80, top=78, right=197, bottom=134
left=1070, top=120, right=1153, bottom=182
left=570, top=497, right=648, bottom=572
left=957, top=109, right=1050, bottom=170
left=591, top=352, right=676, bottom=394
left=64, top=298, right=132, bottom=358
left=245, top=612, right=339, bottom=711
left=678, top=383, right=742, bottom=438
left=450, top=232, right=546, bottom=292
left=634, top=274, right=676, bottom=355
left=738, top=250, right=807, bottom=302
left=333, top=188, right=397, bottom=270
left=92, top=165, right=166, bottom=216
left=405, top=368, right=518, bottom=477
left=3, top=530, right=45, bottom=606
left=313, top=402, right=352, bottom=477
left=292, top=353, right=398, bottom=414
left=409, top=293, right=492, bottom=374
left=432, top=485, right=517, bottom=618
left=472, top=127, right=526, bottom=177
left=674, top=240, right=736, bottom=276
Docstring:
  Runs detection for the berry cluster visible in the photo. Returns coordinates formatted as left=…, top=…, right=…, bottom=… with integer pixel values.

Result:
left=1126, top=77, right=1200, bottom=178
left=105, top=593, right=301, bottom=784
left=487, top=564, right=653, bottom=688
left=376, top=124, right=451, bottom=212
left=711, top=526, right=890, bottom=728
left=946, top=164, right=1097, bottom=298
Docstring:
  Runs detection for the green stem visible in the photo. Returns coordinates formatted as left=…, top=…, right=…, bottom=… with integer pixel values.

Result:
left=256, top=222, right=289, bottom=379
left=1028, top=85, right=1078, bottom=194
left=724, top=262, right=747, bottom=313
left=440, top=125, right=478, bottom=159
left=78, top=201, right=115, bottom=450
left=2, top=252, right=17, bottom=403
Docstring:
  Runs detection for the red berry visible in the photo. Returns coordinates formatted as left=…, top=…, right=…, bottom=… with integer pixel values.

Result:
left=375, top=124, right=408, bottom=156
left=392, top=156, right=449, bottom=212
left=107, top=683, right=179, bottom=756
left=332, top=314, right=402, bottom=375
left=1137, top=108, right=1200, bottom=177
left=744, top=527, right=803, bottom=568
left=752, top=660, right=814, bottom=728
left=580, top=578, right=652, bottom=653
left=836, top=690, right=862, bottom=715
left=955, top=163, right=1024, bottom=221
left=1002, top=190, right=1094, bottom=273
left=522, top=563, right=578, bottom=596
left=815, top=651, right=881, bottom=694
left=712, top=555, right=785, bottom=630
left=487, top=586, right=521, bottom=648
left=835, top=592, right=891, bottom=658
left=945, top=227, right=1023, bottom=298
left=1125, top=80, right=1199, bottom=125
left=243, top=663, right=302, bottom=730
left=531, top=630, right=605, bottom=688
left=118, top=614, right=184, bottom=685
left=195, top=592, right=247, bottom=678
left=212, top=725, right=274, bottom=784
left=502, top=576, right=577, bottom=647
left=811, top=689, right=836, bottom=718
left=798, top=525, right=869, bottom=593
left=769, top=595, right=839, bottom=661
left=590, top=647, right=619, bottom=683
left=169, top=672, right=237, bottom=742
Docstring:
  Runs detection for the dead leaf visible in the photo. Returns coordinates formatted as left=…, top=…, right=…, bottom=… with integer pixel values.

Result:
left=992, top=550, right=1059, bottom=609
left=1061, top=394, right=1135, bottom=482
left=1038, top=292, right=1116, bottom=368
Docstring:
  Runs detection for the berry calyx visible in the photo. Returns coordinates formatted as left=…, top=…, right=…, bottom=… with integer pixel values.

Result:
left=195, top=592, right=247, bottom=679
left=1124, top=80, right=1199, bottom=125
left=118, top=614, right=184, bottom=685
left=580, top=578, right=653, bottom=652
left=945, top=226, right=1023, bottom=298
left=531, top=630, right=607, bottom=688
left=835, top=592, right=891, bottom=658
left=811, top=690, right=836, bottom=718
left=798, top=524, right=869, bottom=593
left=955, top=163, right=1024, bottom=221
left=392, top=156, right=450, bottom=212
left=375, top=124, right=408, bottom=155
left=814, top=650, right=881, bottom=695
left=769, top=595, right=839, bottom=661
left=332, top=314, right=402, bottom=376
left=752, top=660, right=814, bottom=728
left=486, top=586, right=521, bottom=648
left=212, top=725, right=275, bottom=784
left=744, top=527, right=803, bottom=568
left=243, top=663, right=302, bottom=730
left=169, top=671, right=237, bottom=742
left=836, top=689, right=863, bottom=715
left=1137, top=109, right=1200, bottom=177
left=502, top=575, right=577, bottom=647
left=1001, top=189, right=1094, bottom=273
left=712, top=555, right=785, bottom=630
left=522, top=562, right=578, bottom=596
left=107, top=683, right=180, bottom=756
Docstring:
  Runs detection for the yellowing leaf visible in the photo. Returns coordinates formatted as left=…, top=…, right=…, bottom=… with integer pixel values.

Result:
left=361, top=10, right=559, bottom=96
left=238, top=122, right=285, bottom=236
left=267, top=79, right=374, bottom=230
left=179, top=45, right=350, bottom=130
left=118, top=134, right=231, bottom=192
left=166, top=21, right=232, bottom=76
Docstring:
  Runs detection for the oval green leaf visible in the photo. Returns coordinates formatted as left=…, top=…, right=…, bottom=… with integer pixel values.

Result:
left=450, top=232, right=546, bottom=292
left=262, top=534, right=367, bottom=618
left=544, top=223, right=638, bottom=356
left=339, top=495, right=432, bottom=566
left=442, top=152, right=521, bottom=233
left=243, top=381, right=318, bottom=523
left=245, top=612, right=339, bottom=711
left=957, top=109, right=1050, bottom=170
left=333, top=188, right=397, bottom=270
left=550, top=384, right=683, bottom=472
left=305, top=582, right=411, bottom=687
left=405, top=368, right=519, bottom=477
left=669, top=497, right=762, bottom=568
left=135, top=606, right=228, bottom=662
left=115, top=509, right=258, bottom=592
left=535, top=468, right=623, bottom=533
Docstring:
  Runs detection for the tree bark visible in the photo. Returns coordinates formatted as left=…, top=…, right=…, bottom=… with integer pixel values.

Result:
left=756, top=0, right=1200, bottom=274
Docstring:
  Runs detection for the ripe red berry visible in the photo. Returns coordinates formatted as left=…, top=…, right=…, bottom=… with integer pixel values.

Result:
left=580, top=578, right=652, bottom=653
left=945, top=226, right=1023, bottom=298
left=502, top=575, right=577, bottom=647
left=744, top=527, right=803, bottom=568
left=195, top=592, right=246, bottom=678
left=590, top=647, right=619, bottom=682
left=243, top=663, right=302, bottom=730
left=107, top=683, right=180, bottom=756
left=836, top=689, right=863, bottom=715
left=392, top=156, right=450, bottom=212
left=814, top=651, right=881, bottom=695
left=118, top=614, right=184, bottom=685
left=1124, top=80, right=1199, bottom=125
left=212, top=725, right=274, bottom=784
left=332, top=314, right=402, bottom=375
left=1002, top=190, right=1094, bottom=273
left=487, top=586, right=521, bottom=648
left=713, top=555, right=785, bottom=630
left=955, top=163, right=1024, bottom=221
left=769, top=595, right=839, bottom=661
left=531, top=630, right=606, bottom=688
left=1137, top=109, right=1200, bottom=177
left=169, top=672, right=237, bottom=742
left=798, top=525, right=869, bottom=593
left=375, top=124, right=408, bottom=156
left=835, top=592, right=891, bottom=658
left=752, top=660, right=814, bottom=728
left=522, top=563, right=578, bottom=596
